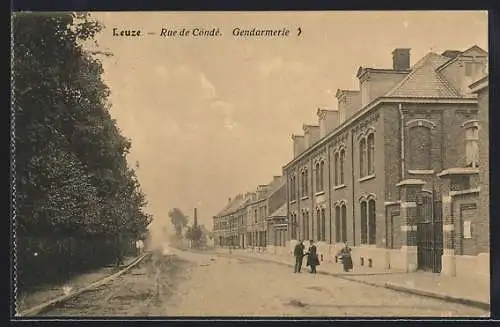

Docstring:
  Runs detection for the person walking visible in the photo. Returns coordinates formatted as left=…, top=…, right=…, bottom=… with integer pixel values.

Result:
left=306, top=240, right=320, bottom=274
left=293, top=240, right=305, bottom=273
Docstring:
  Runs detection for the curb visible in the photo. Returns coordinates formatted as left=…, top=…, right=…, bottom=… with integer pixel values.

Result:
left=383, top=282, right=490, bottom=311
left=223, top=251, right=489, bottom=311
left=17, top=252, right=152, bottom=317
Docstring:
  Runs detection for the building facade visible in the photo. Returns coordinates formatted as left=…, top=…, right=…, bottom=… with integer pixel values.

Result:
left=213, top=176, right=286, bottom=250
left=213, top=45, right=489, bottom=280
left=283, top=46, right=488, bottom=277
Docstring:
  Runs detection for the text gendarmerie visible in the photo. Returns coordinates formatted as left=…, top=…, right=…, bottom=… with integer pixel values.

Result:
left=232, top=27, right=290, bottom=37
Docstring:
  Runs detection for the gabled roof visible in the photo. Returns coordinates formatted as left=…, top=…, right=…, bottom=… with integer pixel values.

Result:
left=269, top=203, right=287, bottom=218
left=436, top=45, right=487, bottom=71
left=385, top=52, right=461, bottom=99
left=216, top=195, right=247, bottom=217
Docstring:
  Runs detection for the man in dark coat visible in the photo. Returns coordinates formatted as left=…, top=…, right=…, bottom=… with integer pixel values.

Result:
left=293, top=240, right=305, bottom=273
left=306, top=240, right=319, bottom=274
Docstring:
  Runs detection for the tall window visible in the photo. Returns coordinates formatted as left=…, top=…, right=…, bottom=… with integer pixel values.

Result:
left=367, top=133, right=375, bottom=175
left=315, top=163, right=320, bottom=192
left=360, top=201, right=368, bottom=244
left=320, top=161, right=325, bottom=191
left=291, top=213, right=297, bottom=239
left=368, top=199, right=377, bottom=245
left=340, top=149, right=345, bottom=184
left=409, top=126, right=432, bottom=170
left=316, top=209, right=321, bottom=241
left=341, top=204, right=347, bottom=242
left=302, top=212, right=306, bottom=240
left=304, top=212, right=309, bottom=240
left=321, top=208, right=326, bottom=242
left=290, top=175, right=296, bottom=201
left=335, top=206, right=341, bottom=242
left=465, top=125, right=479, bottom=168
left=359, top=138, right=367, bottom=177
left=301, top=168, right=308, bottom=197
left=334, top=152, right=339, bottom=186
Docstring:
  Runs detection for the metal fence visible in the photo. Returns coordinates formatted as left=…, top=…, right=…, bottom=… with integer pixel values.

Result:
left=15, top=234, right=138, bottom=293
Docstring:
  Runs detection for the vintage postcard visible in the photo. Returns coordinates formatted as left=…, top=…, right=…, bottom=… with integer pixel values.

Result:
left=11, top=10, right=490, bottom=318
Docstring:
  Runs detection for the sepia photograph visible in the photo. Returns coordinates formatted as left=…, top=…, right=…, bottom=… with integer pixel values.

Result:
left=11, top=10, right=489, bottom=318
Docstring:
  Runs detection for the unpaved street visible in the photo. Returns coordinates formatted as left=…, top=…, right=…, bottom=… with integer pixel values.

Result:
left=42, top=248, right=488, bottom=317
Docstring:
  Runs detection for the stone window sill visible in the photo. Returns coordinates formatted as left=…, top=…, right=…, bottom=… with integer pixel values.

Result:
left=359, top=174, right=376, bottom=183
left=315, top=191, right=325, bottom=196
left=301, top=196, right=309, bottom=201
left=408, top=169, right=434, bottom=175
left=290, top=200, right=297, bottom=204
left=334, top=184, right=346, bottom=190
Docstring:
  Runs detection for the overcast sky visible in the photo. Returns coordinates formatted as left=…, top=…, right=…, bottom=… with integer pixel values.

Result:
left=89, top=11, right=487, bottom=230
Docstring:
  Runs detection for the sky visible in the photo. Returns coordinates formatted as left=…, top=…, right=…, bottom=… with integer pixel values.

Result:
left=88, top=11, right=488, bottom=230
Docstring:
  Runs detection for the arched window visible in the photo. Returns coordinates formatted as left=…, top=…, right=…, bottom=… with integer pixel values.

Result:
left=316, top=208, right=321, bottom=241
left=304, top=168, right=309, bottom=196
left=465, top=125, right=479, bottom=168
left=321, top=208, right=326, bottom=242
left=315, top=163, right=320, bottom=193
left=320, top=161, right=325, bottom=191
left=341, top=204, right=347, bottom=242
left=367, top=133, right=375, bottom=175
left=340, top=149, right=345, bottom=184
left=335, top=206, right=341, bottom=242
left=360, top=201, right=368, bottom=244
left=409, top=126, right=432, bottom=170
left=334, top=152, right=339, bottom=186
left=368, top=199, right=377, bottom=245
left=360, top=138, right=367, bottom=177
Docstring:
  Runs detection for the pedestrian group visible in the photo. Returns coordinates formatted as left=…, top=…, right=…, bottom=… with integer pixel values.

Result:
left=293, top=240, right=353, bottom=273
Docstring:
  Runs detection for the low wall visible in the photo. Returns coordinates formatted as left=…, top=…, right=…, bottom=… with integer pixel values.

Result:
left=455, top=252, right=489, bottom=281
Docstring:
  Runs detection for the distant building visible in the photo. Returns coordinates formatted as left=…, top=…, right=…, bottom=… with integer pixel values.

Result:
left=212, top=176, right=286, bottom=250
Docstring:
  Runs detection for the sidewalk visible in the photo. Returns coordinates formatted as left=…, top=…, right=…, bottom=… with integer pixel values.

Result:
left=16, top=255, right=140, bottom=314
left=217, top=248, right=490, bottom=310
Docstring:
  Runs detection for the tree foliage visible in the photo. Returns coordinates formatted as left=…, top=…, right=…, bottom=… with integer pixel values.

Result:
left=185, top=225, right=203, bottom=245
left=13, top=12, right=152, bottom=238
left=168, top=208, right=188, bottom=237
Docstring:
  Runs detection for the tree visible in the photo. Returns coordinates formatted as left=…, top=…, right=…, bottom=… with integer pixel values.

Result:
left=168, top=208, right=188, bottom=237
left=13, top=12, right=152, bottom=239
left=185, top=225, right=203, bottom=247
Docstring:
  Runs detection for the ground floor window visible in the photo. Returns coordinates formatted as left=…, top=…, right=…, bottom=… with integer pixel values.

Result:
left=360, top=199, right=377, bottom=245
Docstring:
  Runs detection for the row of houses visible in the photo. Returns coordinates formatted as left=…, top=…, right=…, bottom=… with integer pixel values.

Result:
left=213, top=45, right=489, bottom=281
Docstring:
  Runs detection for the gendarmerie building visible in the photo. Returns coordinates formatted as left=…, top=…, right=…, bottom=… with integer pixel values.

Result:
left=283, top=45, right=488, bottom=278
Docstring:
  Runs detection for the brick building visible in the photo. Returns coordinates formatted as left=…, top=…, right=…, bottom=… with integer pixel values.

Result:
left=213, top=176, right=286, bottom=250
left=283, top=45, right=488, bottom=276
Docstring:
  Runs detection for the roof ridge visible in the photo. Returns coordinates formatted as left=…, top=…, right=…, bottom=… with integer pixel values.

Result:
left=384, top=52, right=457, bottom=98
left=384, top=53, right=432, bottom=97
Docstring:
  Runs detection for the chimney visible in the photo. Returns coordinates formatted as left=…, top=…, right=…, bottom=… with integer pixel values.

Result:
left=292, top=134, right=305, bottom=157
left=273, top=175, right=282, bottom=185
left=392, top=48, right=411, bottom=71
left=228, top=197, right=231, bottom=204
left=317, top=109, right=339, bottom=137
left=303, top=124, right=320, bottom=148
left=194, top=208, right=198, bottom=227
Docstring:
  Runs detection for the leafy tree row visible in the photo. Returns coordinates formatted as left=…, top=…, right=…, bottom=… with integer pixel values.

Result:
left=13, top=12, right=152, bottom=238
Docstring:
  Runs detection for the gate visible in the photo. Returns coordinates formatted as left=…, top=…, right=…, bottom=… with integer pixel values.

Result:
left=416, top=189, right=443, bottom=273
